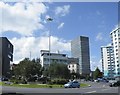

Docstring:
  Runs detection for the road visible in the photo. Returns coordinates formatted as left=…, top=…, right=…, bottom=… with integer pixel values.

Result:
left=1, top=82, right=120, bottom=95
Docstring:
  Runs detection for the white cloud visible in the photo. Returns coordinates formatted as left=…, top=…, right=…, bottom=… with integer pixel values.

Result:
left=10, top=36, right=70, bottom=64
left=58, top=22, right=64, bottom=29
left=55, top=5, right=70, bottom=17
left=0, top=2, right=47, bottom=36
left=95, top=32, right=103, bottom=41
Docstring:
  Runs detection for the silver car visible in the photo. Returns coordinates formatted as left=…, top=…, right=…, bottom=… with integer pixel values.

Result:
left=64, top=81, right=80, bottom=88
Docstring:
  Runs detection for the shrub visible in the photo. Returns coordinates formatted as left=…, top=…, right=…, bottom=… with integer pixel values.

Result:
left=50, top=79, right=68, bottom=85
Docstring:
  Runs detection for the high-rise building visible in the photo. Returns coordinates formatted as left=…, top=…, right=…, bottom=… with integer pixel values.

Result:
left=71, top=36, right=90, bottom=75
left=110, top=28, right=120, bottom=77
left=101, top=45, right=115, bottom=78
left=0, top=37, right=13, bottom=78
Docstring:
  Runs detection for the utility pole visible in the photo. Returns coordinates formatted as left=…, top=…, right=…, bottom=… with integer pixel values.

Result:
left=30, top=51, right=31, bottom=60
left=46, top=17, right=53, bottom=67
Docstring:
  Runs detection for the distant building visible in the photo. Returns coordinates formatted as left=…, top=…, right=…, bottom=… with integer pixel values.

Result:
left=71, top=36, right=90, bottom=76
left=40, top=50, right=80, bottom=74
left=101, top=45, right=115, bottom=78
left=110, top=28, right=120, bottom=77
left=67, top=58, right=79, bottom=73
left=10, top=63, right=17, bottom=70
left=40, top=50, right=68, bottom=68
left=0, top=37, right=13, bottom=78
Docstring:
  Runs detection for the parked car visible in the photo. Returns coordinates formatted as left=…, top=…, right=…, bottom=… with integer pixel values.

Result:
left=64, top=81, right=80, bottom=88
left=109, top=80, right=120, bottom=87
left=0, top=77, right=8, bottom=81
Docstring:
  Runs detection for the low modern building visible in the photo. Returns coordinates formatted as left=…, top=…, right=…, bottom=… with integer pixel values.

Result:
left=40, top=50, right=80, bottom=74
left=0, top=37, right=13, bottom=78
left=101, top=45, right=115, bottom=78
left=67, top=58, right=79, bottom=74
left=40, top=50, right=68, bottom=68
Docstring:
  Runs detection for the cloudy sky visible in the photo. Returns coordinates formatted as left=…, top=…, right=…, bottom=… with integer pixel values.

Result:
left=0, top=1, right=118, bottom=71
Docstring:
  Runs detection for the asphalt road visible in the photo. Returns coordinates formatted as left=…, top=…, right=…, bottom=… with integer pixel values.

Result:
left=1, top=82, right=120, bottom=95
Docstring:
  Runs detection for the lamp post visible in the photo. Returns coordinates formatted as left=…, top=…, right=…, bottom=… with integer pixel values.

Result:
left=46, top=17, right=53, bottom=67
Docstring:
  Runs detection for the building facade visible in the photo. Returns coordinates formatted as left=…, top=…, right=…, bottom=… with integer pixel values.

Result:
left=67, top=58, right=79, bottom=74
left=110, top=28, right=120, bottom=77
left=71, top=36, right=90, bottom=75
left=0, top=37, right=13, bottom=78
left=101, top=45, right=115, bottom=78
left=40, top=50, right=68, bottom=68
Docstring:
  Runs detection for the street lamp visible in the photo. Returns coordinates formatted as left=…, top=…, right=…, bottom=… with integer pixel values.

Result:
left=46, top=17, right=53, bottom=67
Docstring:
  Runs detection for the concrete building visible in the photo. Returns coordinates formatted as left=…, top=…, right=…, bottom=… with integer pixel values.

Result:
left=40, top=50, right=68, bottom=68
left=101, top=45, right=115, bottom=78
left=40, top=50, right=80, bottom=74
left=110, top=28, right=120, bottom=77
left=0, top=37, right=13, bottom=78
left=67, top=58, right=79, bottom=73
left=71, top=36, right=90, bottom=75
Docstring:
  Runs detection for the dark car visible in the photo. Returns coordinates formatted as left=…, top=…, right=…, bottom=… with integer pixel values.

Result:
left=1, top=77, right=8, bottom=81
left=109, top=81, right=120, bottom=87
left=64, top=81, right=80, bottom=88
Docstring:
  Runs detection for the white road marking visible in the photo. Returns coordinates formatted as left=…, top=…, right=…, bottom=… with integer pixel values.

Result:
left=86, top=90, right=96, bottom=93
left=102, top=89, right=109, bottom=91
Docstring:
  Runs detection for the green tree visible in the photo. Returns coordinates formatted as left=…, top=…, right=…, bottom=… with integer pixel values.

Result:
left=43, top=62, right=70, bottom=79
left=12, top=58, right=42, bottom=81
left=93, top=67, right=101, bottom=79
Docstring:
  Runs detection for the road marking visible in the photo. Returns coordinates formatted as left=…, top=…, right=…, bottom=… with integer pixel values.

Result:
left=103, top=85, right=105, bottom=87
left=86, top=91, right=96, bottom=93
left=102, top=89, right=109, bottom=91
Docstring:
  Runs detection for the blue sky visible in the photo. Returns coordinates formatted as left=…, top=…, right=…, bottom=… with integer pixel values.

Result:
left=0, top=1, right=118, bottom=71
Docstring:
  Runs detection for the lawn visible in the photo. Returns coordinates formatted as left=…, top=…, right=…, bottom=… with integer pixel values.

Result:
left=0, top=82, right=2, bottom=85
left=0, top=82, right=89, bottom=88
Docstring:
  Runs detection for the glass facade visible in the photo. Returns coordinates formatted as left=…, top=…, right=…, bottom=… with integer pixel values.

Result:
left=71, top=36, right=90, bottom=75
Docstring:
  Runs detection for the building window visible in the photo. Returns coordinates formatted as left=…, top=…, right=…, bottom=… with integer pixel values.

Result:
left=117, top=64, right=119, bottom=67
left=69, top=65, right=70, bottom=68
left=8, top=44, right=10, bottom=48
left=72, top=65, right=74, bottom=67
left=72, top=69, right=75, bottom=73
left=114, top=31, right=116, bottom=34
left=118, top=72, right=120, bottom=75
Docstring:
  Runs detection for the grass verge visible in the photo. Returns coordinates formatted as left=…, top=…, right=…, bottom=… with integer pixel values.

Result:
left=0, top=82, right=89, bottom=88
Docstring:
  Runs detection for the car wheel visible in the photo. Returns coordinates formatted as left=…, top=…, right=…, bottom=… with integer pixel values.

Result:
left=69, top=85, right=72, bottom=88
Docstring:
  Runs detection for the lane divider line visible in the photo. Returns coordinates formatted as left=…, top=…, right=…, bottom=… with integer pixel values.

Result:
left=86, top=91, right=96, bottom=93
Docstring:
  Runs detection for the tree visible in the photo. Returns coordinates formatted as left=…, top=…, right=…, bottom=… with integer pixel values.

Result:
left=43, top=62, right=70, bottom=79
left=93, top=67, right=101, bottom=79
left=12, top=58, right=42, bottom=81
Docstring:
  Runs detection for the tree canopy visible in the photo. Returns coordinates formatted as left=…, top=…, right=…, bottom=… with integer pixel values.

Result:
left=93, top=67, right=102, bottom=79
left=12, top=58, right=42, bottom=81
left=43, top=62, right=70, bottom=79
